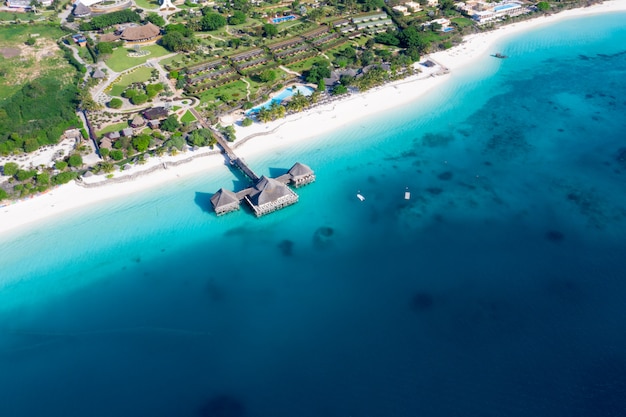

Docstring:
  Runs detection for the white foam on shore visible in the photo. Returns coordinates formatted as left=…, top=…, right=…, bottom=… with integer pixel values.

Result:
left=2, top=0, right=625, bottom=235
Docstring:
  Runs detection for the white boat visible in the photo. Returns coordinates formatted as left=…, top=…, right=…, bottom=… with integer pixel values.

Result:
left=356, top=192, right=365, bottom=201
left=404, top=187, right=411, bottom=200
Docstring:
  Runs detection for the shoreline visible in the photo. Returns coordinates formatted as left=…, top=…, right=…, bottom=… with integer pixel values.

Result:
left=2, top=0, right=626, bottom=235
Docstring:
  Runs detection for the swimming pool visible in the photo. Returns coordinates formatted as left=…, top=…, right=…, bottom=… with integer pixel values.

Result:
left=442, top=27, right=454, bottom=32
left=272, top=15, right=296, bottom=24
left=493, top=3, right=520, bottom=12
left=246, top=85, right=315, bottom=115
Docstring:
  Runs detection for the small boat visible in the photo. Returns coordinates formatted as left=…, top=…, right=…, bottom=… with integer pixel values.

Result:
left=404, top=187, right=411, bottom=200
left=492, top=52, right=508, bottom=59
left=356, top=192, right=365, bottom=202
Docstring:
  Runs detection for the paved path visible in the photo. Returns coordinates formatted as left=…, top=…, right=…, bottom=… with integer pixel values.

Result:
left=279, top=65, right=301, bottom=76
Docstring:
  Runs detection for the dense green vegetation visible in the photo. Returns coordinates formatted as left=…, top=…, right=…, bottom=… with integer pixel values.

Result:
left=0, top=78, right=80, bottom=155
left=78, top=9, right=141, bottom=31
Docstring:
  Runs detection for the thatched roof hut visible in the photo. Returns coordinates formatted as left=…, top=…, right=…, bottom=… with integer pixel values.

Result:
left=143, top=107, right=168, bottom=120
left=100, top=32, right=121, bottom=42
left=121, top=23, right=161, bottom=42
left=92, top=68, right=105, bottom=79
left=245, top=176, right=298, bottom=216
left=72, top=2, right=91, bottom=17
left=211, top=188, right=240, bottom=215
left=130, top=114, right=145, bottom=127
left=288, top=162, right=315, bottom=187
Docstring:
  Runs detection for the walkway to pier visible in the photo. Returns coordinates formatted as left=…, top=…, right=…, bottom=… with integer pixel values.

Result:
left=190, top=108, right=259, bottom=182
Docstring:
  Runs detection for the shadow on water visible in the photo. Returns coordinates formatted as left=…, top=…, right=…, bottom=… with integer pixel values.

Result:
left=268, top=167, right=289, bottom=177
left=231, top=179, right=249, bottom=192
left=195, top=192, right=214, bottom=214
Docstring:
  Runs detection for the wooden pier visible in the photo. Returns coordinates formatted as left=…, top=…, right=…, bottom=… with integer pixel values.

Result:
left=190, top=109, right=315, bottom=217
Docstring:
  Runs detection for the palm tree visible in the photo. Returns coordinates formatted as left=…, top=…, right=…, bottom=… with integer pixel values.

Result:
left=257, top=108, right=272, bottom=123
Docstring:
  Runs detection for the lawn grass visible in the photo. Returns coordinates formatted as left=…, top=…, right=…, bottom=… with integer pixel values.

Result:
left=0, top=24, right=66, bottom=43
left=97, top=121, right=129, bottom=138
left=0, top=12, right=41, bottom=22
left=198, top=80, right=248, bottom=105
left=158, top=53, right=182, bottom=68
left=451, top=17, right=474, bottom=28
left=109, top=66, right=153, bottom=96
left=105, top=45, right=170, bottom=72
left=133, top=0, right=160, bottom=9
left=286, top=55, right=326, bottom=73
left=180, top=110, right=196, bottom=123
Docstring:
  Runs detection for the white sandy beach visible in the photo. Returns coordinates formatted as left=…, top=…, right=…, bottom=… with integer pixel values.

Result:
left=2, top=0, right=625, bottom=234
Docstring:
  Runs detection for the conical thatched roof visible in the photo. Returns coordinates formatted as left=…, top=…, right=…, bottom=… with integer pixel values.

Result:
left=73, top=2, right=91, bottom=16
left=211, top=188, right=238, bottom=209
left=92, top=68, right=105, bottom=78
left=121, top=23, right=161, bottom=42
left=288, top=162, right=313, bottom=178
left=131, top=114, right=145, bottom=127
left=252, top=176, right=292, bottom=206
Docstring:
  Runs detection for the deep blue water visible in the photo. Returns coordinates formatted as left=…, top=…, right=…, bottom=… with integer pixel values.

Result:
left=1, top=12, right=626, bottom=417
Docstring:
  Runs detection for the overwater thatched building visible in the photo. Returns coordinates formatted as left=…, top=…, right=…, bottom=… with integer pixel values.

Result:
left=244, top=176, right=298, bottom=217
left=287, top=162, right=315, bottom=187
left=211, top=188, right=240, bottom=215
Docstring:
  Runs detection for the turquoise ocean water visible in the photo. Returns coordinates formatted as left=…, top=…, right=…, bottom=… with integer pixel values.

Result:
left=1, top=12, right=626, bottom=417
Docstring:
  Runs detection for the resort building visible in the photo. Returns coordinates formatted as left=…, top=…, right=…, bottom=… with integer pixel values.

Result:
left=211, top=162, right=314, bottom=217
left=130, top=114, right=146, bottom=128
left=392, top=5, right=410, bottom=16
left=120, top=23, right=161, bottom=43
left=91, top=68, right=106, bottom=79
left=356, top=18, right=394, bottom=33
left=211, top=188, right=240, bottom=216
left=143, top=107, right=169, bottom=120
left=72, top=2, right=91, bottom=17
left=352, top=12, right=388, bottom=24
left=99, top=137, right=113, bottom=150
left=287, top=162, right=316, bottom=187
left=6, top=0, right=31, bottom=8
left=423, top=18, right=453, bottom=31
left=463, top=1, right=528, bottom=24
left=404, top=1, right=421, bottom=11
left=72, top=34, right=88, bottom=47
left=244, top=176, right=299, bottom=217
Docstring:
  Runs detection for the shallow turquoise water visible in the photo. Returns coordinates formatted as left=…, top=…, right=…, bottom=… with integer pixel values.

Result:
left=1, top=12, right=626, bottom=417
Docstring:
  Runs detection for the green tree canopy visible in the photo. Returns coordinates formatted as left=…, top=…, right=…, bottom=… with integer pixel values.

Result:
left=110, top=149, right=124, bottom=160
left=97, top=42, right=114, bottom=55
left=200, top=13, right=227, bottom=31
left=109, top=98, right=123, bottom=109
left=132, top=134, right=151, bottom=152
left=68, top=154, right=83, bottom=167
left=161, top=115, right=181, bottom=132
left=259, top=69, right=277, bottom=83
left=79, top=9, right=140, bottom=31
left=305, top=61, right=331, bottom=84
left=228, top=10, right=247, bottom=25
left=537, top=1, right=550, bottom=11
left=263, top=23, right=278, bottom=38
left=2, top=162, right=19, bottom=176
left=161, top=31, right=196, bottom=52
left=52, top=171, right=77, bottom=185
left=164, top=24, right=194, bottom=37
left=146, top=12, right=166, bottom=27
left=130, top=93, right=148, bottom=105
